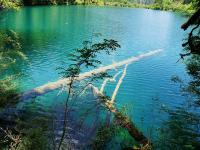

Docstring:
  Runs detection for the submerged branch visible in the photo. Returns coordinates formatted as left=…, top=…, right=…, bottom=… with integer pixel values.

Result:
left=111, top=64, right=128, bottom=103
left=100, top=70, right=122, bottom=93
left=90, top=84, right=151, bottom=148
left=21, top=49, right=163, bottom=100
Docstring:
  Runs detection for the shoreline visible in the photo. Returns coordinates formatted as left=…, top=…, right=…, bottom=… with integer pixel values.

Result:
left=0, top=1, right=194, bottom=16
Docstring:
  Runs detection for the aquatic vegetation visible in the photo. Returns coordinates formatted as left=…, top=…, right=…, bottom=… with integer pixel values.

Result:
left=90, top=84, right=151, bottom=149
left=17, top=128, right=48, bottom=150
left=155, top=107, right=200, bottom=150
left=91, top=124, right=115, bottom=149
left=15, top=110, right=52, bottom=150
left=91, top=124, right=137, bottom=150
left=91, top=105, right=152, bottom=150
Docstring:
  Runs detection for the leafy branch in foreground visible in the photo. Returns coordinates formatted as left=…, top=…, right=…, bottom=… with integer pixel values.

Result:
left=57, top=38, right=120, bottom=149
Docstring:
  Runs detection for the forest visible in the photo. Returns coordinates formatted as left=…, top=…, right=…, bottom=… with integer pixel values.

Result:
left=0, top=0, right=198, bottom=13
left=0, top=0, right=200, bottom=150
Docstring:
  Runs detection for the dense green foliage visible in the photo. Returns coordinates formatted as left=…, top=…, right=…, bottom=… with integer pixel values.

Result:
left=0, top=0, right=21, bottom=9
left=22, top=0, right=74, bottom=5
left=102, top=0, right=197, bottom=14
left=0, top=30, right=26, bottom=107
left=0, top=0, right=197, bottom=14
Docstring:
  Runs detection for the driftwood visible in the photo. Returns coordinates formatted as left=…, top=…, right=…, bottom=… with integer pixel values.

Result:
left=21, top=49, right=163, bottom=100
left=90, top=85, right=151, bottom=148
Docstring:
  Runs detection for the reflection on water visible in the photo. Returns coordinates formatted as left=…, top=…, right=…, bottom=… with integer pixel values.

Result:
left=0, top=5, right=189, bottom=144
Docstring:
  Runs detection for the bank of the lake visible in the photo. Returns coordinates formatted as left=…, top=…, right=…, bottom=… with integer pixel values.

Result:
left=0, top=0, right=196, bottom=15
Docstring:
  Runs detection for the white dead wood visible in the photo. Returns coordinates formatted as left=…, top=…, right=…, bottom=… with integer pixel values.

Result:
left=21, top=49, right=163, bottom=100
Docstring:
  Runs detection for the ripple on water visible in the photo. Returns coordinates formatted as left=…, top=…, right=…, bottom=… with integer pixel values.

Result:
left=0, top=6, right=189, bottom=139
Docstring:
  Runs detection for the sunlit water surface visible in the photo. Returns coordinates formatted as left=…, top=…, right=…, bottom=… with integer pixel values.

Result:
left=0, top=5, right=189, bottom=147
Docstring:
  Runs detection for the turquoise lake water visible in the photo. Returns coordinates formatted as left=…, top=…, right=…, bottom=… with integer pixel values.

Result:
left=0, top=5, right=189, bottom=145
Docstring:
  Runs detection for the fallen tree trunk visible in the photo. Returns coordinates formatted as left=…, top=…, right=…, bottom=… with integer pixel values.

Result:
left=21, top=49, right=163, bottom=100
left=90, top=85, right=151, bottom=148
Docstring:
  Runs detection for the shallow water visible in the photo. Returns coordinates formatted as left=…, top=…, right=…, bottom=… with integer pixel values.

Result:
left=0, top=5, right=189, bottom=142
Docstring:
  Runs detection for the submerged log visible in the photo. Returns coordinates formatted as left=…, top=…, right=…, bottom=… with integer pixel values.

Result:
left=111, top=64, right=128, bottom=103
left=21, top=49, right=163, bottom=100
left=90, top=85, right=151, bottom=148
